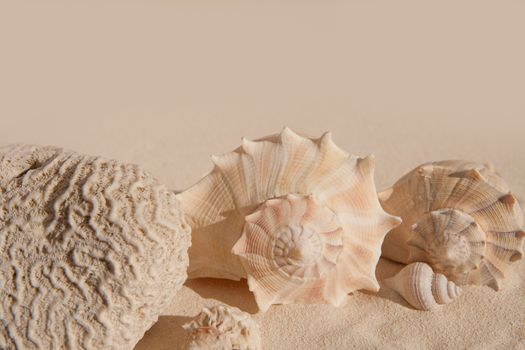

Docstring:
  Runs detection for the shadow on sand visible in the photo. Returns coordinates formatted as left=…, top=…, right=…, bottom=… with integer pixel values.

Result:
left=135, top=258, right=413, bottom=349
left=185, top=277, right=259, bottom=314
left=135, top=277, right=259, bottom=349
left=134, top=315, right=192, bottom=350
left=365, top=257, right=413, bottom=309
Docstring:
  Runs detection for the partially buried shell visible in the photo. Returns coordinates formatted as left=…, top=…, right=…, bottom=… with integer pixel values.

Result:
left=183, top=305, right=261, bottom=350
left=0, top=144, right=191, bottom=350
left=384, top=262, right=461, bottom=311
left=379, top=160, right=524, bottom=290
left=177, top=128, right=401, bottom=311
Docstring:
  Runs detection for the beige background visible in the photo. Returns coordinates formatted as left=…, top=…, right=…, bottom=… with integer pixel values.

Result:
left=1, top=1, right=524, bottom=349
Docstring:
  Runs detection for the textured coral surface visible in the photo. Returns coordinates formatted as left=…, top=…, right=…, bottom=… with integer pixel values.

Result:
left=0, top=145, right=191, bottom=350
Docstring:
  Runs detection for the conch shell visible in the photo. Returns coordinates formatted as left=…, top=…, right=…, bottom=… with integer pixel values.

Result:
left=379, top=160, right=525, bottom=290
left=177, top=128, right=401, bottom=310
left=384, top=262, right=462, bottom=311
left=182, top=305, right=261, bottom=350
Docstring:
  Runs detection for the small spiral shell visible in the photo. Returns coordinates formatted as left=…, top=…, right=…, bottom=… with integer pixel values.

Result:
left=183, top=305, right=261, bottom=350
left=384, top=262, right=462, bottom=311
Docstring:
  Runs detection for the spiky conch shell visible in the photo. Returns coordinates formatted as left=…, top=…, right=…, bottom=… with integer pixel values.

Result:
left=177, top=128, right=401, bottom=311
left=182, top=305, right=261, bottom=350
left=379, top=160, right=525, bottom=290
left=383, top=262, right=461, bottom=311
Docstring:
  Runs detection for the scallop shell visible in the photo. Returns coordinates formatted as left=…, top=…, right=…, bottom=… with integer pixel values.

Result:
left=384, top=262, right=462, bottom=311
left=177, top=128, right=401, bottom=310
left=0, top=144, right=191, bottom=350
left=182, top=305, right=261, bottom=350
left=379, top=160, right=524, bottom=290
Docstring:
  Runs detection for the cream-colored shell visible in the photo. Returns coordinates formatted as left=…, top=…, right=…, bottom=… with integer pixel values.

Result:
left=183, top=305, right=261, bottom=350
left=379, top=160, right=524, bottom=290
left=177, top=128, right=401, bottom=310
left=0, top=144, right=191, bottom=350
left=232, top=194, right=346, bottom=310
left=384, top=262, right=461, bottom=311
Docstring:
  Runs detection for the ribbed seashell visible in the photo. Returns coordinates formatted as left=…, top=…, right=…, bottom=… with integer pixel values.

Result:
left=177, top=128, right=401, bottom=311
left=0, top=144, right=191, bottom=350
left=183, top=305, right=261, bottom=350
left=384, top=262, right=462, bottom=311
left=379, top=160, right=525, bottom=290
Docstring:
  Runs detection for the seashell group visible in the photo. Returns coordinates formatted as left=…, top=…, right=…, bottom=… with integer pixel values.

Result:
left=0, top=144, right=191, bottom=350
left=183, top=305, right=261, bottom=350
left=379, top=160, right=525, bottom=290
left=384, top=262, right=462, bottom=311
left=3, top=133, right=523, bottom=348
left=177, top=128, right=401, bottom=310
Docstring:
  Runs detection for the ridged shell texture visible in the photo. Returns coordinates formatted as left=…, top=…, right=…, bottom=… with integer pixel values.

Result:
left=178, top=128, right=401, bottom=310
left=380, top=160, right=524, bottom=290
left=183, top=305, right=261, bottom=350
left=384, top=262, right=461, bottom=311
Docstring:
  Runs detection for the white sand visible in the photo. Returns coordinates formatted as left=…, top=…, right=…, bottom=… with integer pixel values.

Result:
left=1, top=1, right=524, bottom=349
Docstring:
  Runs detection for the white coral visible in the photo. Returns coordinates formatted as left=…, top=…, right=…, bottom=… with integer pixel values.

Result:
left=0, top=144, right=191, bottom=349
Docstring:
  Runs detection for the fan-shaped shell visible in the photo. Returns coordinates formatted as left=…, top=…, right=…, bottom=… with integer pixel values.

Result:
left=384, top=262, right=462, bottom=311
left=0, top=144, right=191, bottom=349
left=183, top=305, right=261, bottom=350
left=379, top=160, right=524, bottom=290
left=177, top=128, right=401, bottom=310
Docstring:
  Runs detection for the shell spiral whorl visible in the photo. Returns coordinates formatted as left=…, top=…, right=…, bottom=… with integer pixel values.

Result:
left=410, top=208, right=486, bottom=281
left=232, top=194, right=345, bottom=310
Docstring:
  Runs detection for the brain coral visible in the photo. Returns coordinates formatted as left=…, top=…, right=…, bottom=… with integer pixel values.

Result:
left=0, top=144, right=191, bottom=349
